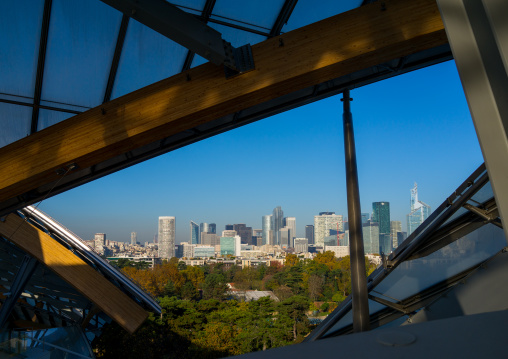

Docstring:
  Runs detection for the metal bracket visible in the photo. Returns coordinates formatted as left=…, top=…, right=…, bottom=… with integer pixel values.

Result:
left=224, top=43, right=255, bottom=79
left=463, top=203, right=499, bottom=223
left=368, top=294, right=410, bottom=314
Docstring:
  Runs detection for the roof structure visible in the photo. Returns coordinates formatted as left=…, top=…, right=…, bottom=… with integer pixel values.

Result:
left=1, top=0, right=508, bottom=357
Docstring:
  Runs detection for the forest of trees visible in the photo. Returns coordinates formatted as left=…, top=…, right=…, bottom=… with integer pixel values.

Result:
left=93, top=253, right=377, bottom=358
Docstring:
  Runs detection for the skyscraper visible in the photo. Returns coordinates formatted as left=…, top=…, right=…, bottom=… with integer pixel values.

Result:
left=314, top=212, right=343, bottom=247
left=363, top=221, right=380, bottom=254
left=305, top=225, right=314, bottom=245
left=284, top=217, right=296, bottom=242
left=130, top=232, right=136, bottom=246
left=225, top=224, right=234, bottom=230
left=190, top=221, right=199, bottom=244
left=372, top=202, right=391, bottom=254
left=280, top=227, right=292, bottom=248
left=262, top=215, right=272, bottom=245
left=407, top=183, right=431, bottom=235
left=208, top=223, right=216, bottom=234
left=158, top=216, right=175, bottom=259
left=200, top=222, right=209, bottom=234
left=271, top=206, right=284, bottom=246
left=390, top=221, right=402, bottom=248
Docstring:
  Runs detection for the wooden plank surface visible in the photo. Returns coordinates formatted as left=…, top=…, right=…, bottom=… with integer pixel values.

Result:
left=0, top=214, right=148, bottom=333
left=0, top=0, right=446, bottom=203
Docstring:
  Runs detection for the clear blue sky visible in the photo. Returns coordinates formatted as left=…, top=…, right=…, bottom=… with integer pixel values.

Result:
left=39, top=60, right=484, bottom=244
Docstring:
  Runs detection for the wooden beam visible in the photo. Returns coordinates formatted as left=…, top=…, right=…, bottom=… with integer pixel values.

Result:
left=0, top=214, right=148, bottom=333
left=0, top=0, right=446, bottom=203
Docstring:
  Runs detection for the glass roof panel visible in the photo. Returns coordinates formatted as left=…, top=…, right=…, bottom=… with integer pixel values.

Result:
left=374, top=224, right=505, bottom=302
left=111, top=19, right=188, bottom=100
left=283, top=0, right=362, bottom=32
left=0, top=103, right=31, bottom=147
left=169, top=0, right=206, bottom=10
left=210, top=23, right=266, bottom=48
left=191, top=54, right=209, bottom=68
left=37, top=109, right=74, bottom=132
left=0, top=0, right=44, bottom=98
left=212, top=0, right=284, bottom=30
left=41, top=0, right=121, bottom=109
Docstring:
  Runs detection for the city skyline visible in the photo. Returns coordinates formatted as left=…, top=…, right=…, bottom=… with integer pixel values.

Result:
left=38, top=61, right=483, bottom=244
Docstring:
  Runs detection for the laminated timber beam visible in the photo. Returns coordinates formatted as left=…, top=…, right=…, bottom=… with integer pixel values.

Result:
left=0, top=0, right=447, bottom=208
left=0, top=214, right=148, bottom=333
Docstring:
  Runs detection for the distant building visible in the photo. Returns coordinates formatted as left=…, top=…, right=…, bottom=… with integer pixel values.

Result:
left=190, top=221, right=200, bottom=244
left=200, top=222, right=209, bottom=234
left=391, top=221, right=402, bottom=248
left=407, top=183, right=431, bottom=235
left=194, top=245, right=215, bottom=258
left=225, top=224, right=234, bottom=230
left=158, top=216, right=175, bottom=259
left=294, top=238, right=308, bottom=253
left=325, top=245, right=350, bottom=258
left=181, top=242, right=195, bottom=258
left=222, top=230, right=237, bottom=237
left=94, top=233, right=106, bottom=248
left=208, top=223, right=216, bottom=234
left=363, top=221, right=380, bottom=255
left=280, top=227, right=292, bottom=248
left=201, top=232, right=220, bottom=246
left=262, top=215, right=272, bottom=245
left=234, top=224, right=253, bottom=245
left=397, top=231, right=407, bottom=248
left=314, top=212, right=343, bottom=247
left=361, top=213, right=370, bottom=224
left=372, top=202, right=391, bottom=254
left=284, top=217, right=296, bottom=241
left=130, top=232, right=136, bottom=246
left=220, top=236, right=241, bottom=256
left=305, top=225, right=314, bottom=245
left=271, top=206, right=284, bottom=246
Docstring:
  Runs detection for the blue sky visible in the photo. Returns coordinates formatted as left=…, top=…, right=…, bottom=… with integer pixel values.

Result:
left=39, top=60, right=484, bottom=244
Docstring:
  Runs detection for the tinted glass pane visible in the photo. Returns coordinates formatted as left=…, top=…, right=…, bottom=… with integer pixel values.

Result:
left=37, top=109, right=74, bottom=131
left=213, top=0, right=284, bottom=29
left=0, top=103, right=31, bottom=147
left=374, top=224, right=505, bottom=302
left=283, top=0, right=362, bottom=32
left=111, top=19, right=187, bottom=99
left=169, top=0, right=206, bottom=10
left=41, top=0, right=121, bottom=108
left=0, top=0, right=43, bottom=98
left=210, top=23, right=266, bottom=48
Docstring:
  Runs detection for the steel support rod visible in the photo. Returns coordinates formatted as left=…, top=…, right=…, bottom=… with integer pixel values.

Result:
left=342, top=89, right=370, bottom=332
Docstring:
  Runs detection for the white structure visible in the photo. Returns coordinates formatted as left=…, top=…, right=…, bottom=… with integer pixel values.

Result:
left=325, top=245, right=350, bottom=258
left=130, top=232, right=137, bottom=246
left=284, top=217, right=296, bottom=241
left=158, top=216, right=175, bottom=259
left=314, top=213, right=343, bottom=246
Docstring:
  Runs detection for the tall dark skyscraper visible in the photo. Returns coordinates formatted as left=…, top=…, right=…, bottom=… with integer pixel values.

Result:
left=208, top=223, right=216, bottom=234
left=233, top=223, right=253, bottom=244
left=225, top=224, right=234, bottom=230
left=271, top=206, right=284, bottom=246
left=372, top=202, right=391, bottom=254
left=305, top=225, right=314, bottom=245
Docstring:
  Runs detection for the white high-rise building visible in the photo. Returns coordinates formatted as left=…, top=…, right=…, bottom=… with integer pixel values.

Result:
left=262, top=215, right=272, bottom=245
left=314, top=212, right=343, bottom=247
left=158, top=216, right=175, bottom=259
left=284, top=217, right=296, bottom=242
left=130, top=232, right=137, bottom=246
